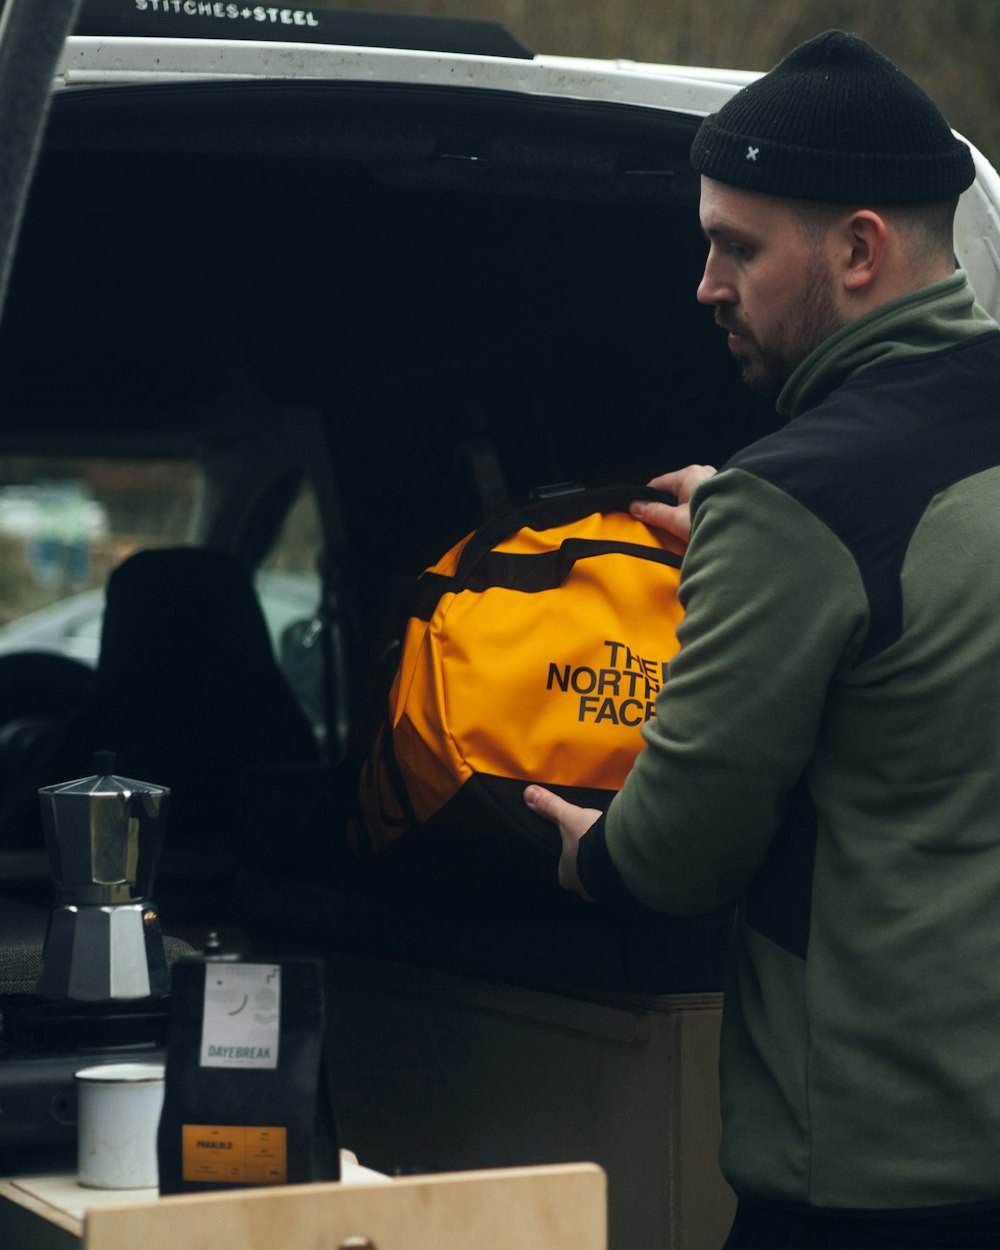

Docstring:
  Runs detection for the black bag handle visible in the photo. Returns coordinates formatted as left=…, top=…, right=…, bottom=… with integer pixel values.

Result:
left=412, top=484, right=678, bottom=620
left=453, top=484, right=676, bottom=581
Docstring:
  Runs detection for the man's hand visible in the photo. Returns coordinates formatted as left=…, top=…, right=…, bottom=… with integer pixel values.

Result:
left=524, top=784, right=601, bottom=900
left=630, top=464, right=717, bottom=545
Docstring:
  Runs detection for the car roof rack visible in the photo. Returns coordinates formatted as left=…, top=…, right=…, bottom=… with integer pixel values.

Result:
left=74, top=1, right=534, bottom=60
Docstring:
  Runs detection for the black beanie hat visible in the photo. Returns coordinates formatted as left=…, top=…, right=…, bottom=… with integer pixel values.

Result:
left=691, top=29, right=975, bottom=203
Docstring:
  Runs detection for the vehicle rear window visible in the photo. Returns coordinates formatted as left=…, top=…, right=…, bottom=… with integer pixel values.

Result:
left=0, top=457, right=200, bottom=664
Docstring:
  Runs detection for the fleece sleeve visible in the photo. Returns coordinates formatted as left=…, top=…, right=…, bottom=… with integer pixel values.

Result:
left=599, top=466, right=869, bottom=914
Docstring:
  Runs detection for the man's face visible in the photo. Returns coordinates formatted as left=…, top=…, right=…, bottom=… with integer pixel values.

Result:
left=697, top=177, right=846, bottom=397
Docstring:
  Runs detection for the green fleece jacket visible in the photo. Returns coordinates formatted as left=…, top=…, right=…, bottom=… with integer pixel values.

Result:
left=600, top=272, right=1000, bottom=1209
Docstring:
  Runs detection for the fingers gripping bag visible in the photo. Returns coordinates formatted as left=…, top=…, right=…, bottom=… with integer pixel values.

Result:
left=355, top=484, right=685, bottom=908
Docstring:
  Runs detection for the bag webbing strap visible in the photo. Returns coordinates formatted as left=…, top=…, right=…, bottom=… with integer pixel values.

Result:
left=455, top=484, right=676, bottom=579
left=411, top=485, right=679, bottom=621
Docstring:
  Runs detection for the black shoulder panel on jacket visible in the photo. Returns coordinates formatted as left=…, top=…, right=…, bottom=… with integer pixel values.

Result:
left=726, top=333, right=1000, bottom=663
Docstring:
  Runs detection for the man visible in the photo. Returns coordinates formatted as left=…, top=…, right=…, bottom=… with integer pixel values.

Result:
left=525, top=30, right=1000, bottom=1248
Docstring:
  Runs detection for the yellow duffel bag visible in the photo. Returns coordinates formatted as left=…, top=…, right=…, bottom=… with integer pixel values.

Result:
left=356, top=484, right=684, bottom=908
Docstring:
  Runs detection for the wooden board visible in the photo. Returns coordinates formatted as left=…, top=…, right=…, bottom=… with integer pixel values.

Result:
left=81, top=1164, right=606, bottom=1250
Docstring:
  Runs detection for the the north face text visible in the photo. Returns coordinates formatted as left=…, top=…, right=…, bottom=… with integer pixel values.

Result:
left=546, top=640, right=669, bottom=726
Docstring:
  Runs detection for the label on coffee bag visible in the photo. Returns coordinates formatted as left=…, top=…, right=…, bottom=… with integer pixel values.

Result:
left=182, top=1124, right=287, bottom=1184
left=200, top=962, right=281, bottom=1069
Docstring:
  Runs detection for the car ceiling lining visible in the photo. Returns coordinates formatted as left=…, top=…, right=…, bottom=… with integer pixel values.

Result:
left=42, top=79, right=701, bottom=206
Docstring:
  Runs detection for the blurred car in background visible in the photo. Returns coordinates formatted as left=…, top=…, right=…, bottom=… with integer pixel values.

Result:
left=0, top=569, right=323, bottom=722
left=0, top=569, right=319, bottom=671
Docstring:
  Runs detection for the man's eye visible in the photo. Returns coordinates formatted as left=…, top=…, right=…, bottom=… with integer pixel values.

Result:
left=730, top=243, right=752, bottom=259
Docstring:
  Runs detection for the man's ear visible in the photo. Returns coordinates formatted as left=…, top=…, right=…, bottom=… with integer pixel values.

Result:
left=842, top=210, right=888, bottom=292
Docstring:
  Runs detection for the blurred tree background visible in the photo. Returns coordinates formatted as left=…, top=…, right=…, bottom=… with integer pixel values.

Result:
left=346, top=0, right=1000, bottom=164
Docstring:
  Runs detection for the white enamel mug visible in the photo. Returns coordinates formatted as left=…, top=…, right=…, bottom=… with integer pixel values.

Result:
left=75, top=1062, right=166, bottom=1189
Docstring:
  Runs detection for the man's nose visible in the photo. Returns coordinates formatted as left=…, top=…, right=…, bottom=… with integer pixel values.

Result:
left=697, top=256, right=735, bottom=307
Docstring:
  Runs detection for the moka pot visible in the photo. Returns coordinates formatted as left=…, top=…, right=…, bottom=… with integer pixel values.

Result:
left=37, top=751, right=170, bottom=1001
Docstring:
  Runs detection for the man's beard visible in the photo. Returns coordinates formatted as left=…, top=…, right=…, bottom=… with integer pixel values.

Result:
left=717, top=254, right=845, bottom=398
